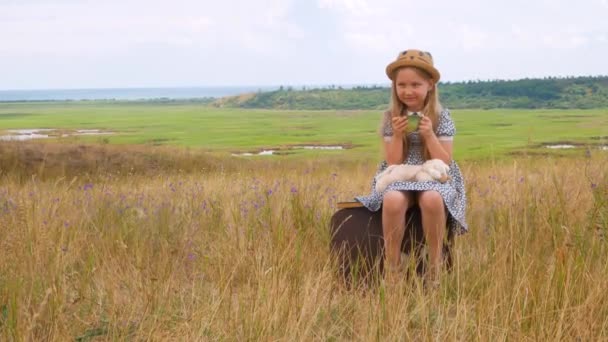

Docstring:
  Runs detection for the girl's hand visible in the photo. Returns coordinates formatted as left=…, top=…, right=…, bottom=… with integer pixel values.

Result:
left=418, top=115, right=435, bottom=139
left=391, top=115, right=408, bottom=136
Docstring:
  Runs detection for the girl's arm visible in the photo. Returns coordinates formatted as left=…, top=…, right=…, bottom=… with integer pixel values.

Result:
left=423, top=134, right=453, bottom=164
left=384, top=115, right=408, bottom=165
left=419, top=115, right=453, bottom=164
left=384, top=134, right=405, bottom=165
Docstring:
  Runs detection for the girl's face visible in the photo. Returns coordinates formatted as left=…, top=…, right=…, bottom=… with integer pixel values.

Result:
left=394, top=67, right=434, bottom=112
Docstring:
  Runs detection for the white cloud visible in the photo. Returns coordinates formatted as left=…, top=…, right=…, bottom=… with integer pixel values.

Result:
left=542, top=32, right=591, bottom=49
left=317, top=0, right=373, bottom=14
left=452, top=24, right=490, bottom=51
left=0, top=0, right=301, bottom=55
left=0, top=0, right=607, bottom=88
left=0, top=2, right=216, bottom=55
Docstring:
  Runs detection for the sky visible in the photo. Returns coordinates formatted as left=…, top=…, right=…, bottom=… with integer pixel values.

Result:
left=1, top=0, right=607, bottom=90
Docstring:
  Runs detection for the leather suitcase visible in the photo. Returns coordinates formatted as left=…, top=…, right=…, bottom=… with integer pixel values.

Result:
left=330, top=202, right=454, bottom=286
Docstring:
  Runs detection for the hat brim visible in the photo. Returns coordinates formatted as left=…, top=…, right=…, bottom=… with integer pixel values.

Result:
left=386, top=59, right=440, bottom=82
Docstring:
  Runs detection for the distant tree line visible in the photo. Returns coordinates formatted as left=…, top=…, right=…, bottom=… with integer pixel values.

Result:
left=212, top=76, right=608, bottom=110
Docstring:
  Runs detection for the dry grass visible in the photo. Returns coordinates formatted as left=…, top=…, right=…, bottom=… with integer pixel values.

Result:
left=0, top=141, right=238, bottom=181
left=0, top=143, right=607, bottom=340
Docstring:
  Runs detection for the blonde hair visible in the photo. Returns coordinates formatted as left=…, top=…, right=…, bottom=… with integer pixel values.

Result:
left=387, top=66, right=443, bottom=161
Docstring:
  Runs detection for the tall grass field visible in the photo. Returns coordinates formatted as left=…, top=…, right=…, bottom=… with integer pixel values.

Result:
left=0, top=102, right=607, bottom=340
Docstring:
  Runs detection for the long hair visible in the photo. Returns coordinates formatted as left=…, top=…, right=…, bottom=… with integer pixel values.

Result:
left=387, top=66, right=443, bottom=161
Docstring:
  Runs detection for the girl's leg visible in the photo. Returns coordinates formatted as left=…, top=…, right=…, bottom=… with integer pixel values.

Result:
left=417, top=190, right=447, bottom=281
left=382, top=190, right=414, bottom=271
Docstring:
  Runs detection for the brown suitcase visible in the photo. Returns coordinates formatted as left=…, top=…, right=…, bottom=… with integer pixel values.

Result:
left=330, top=202, right=454, bottom=286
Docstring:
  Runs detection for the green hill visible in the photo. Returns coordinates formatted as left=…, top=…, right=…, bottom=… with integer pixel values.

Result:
left=212, top=76, right=608, bottom=110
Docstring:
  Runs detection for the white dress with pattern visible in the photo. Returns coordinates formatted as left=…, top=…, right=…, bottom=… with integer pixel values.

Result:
left=355, top=109, right=468, bottom=234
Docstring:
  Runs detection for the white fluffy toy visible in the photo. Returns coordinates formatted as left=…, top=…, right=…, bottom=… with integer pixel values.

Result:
left=374, top=159, right=451, bottom=193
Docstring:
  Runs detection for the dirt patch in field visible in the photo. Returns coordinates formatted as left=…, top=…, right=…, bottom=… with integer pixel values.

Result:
left=290, top=143, right=355, bottom=149
left=335, top=110, right=366, bottom=117
left=538, top=114, right=595, bottom=118
left=538, top=141, right=583, bottom=148
left=529, top=140, right=608, bottom=152
left=0, top=141, right=233, bottom=179
left=0, top=128, right=114, bottom=141
left=231, top=143, right=355, bottom=156
left=539, top=140, right=608, bottom=147
left=508, top=150, right=554, bottom=157
left=0, top=112, right=34, bottom=118
left=146, top=138, right=175, bottom=146
left=291, top=125, right=314, bottom=130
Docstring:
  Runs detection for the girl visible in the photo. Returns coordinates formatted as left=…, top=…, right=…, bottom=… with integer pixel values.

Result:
left=355, top=49, right=467, bottom=284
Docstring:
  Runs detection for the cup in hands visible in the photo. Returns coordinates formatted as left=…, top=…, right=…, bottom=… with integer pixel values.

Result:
left=406, top=112, right=422, bottom=133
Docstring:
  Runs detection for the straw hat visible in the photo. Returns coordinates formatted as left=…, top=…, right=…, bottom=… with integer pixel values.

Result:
left=385, top=49, right=440, bottom=82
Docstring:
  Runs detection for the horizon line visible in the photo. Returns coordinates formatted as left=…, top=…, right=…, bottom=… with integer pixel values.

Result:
left=2, top=74, right=608, bottom=92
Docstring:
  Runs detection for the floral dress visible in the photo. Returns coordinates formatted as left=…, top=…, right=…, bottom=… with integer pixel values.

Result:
left=355, top=108, right=468, bottom=234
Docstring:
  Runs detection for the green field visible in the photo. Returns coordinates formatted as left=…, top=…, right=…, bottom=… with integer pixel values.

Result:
left=1, top=102, right=607, bottom=160
left=1, top=101, right=608, bottom=340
